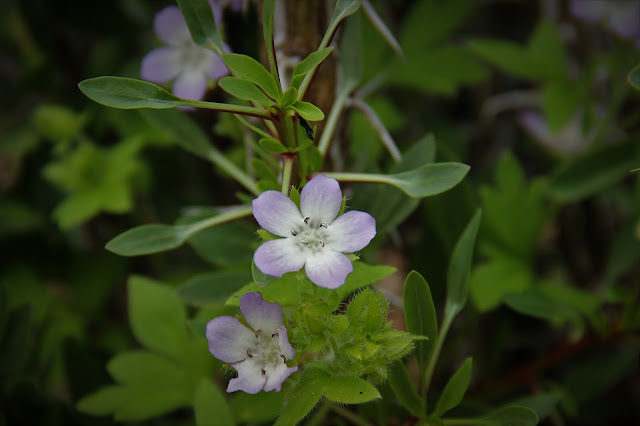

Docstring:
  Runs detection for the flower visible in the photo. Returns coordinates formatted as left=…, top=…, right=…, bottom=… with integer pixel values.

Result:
left=570, top=0, right=640, bottom=40
left=140, top=3, right=229, bottom=101
left=252, top=174, right=377, bottom=289
left=206, top=292, right=298, bottom=393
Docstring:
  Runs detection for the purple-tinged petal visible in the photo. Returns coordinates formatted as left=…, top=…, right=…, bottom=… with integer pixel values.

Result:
left=264, top=364, right=298, bottom=392
left=300, top=175, right=342, bottom=225
left=277, top=325, right=295, bottom=360
left=140, top=47, right=183, bottom=84
left=570, top=0, right=608, bottom=22
left=172, top=70, right=208, bottom=101
left=206, top=316, right=256, bottom=363
left=240, top=292, right=283, bottom=335
left=254, top=238, right=306, bottom=278
left=608, top=2, right=640, bottom=38
left=227, top=360, right=266, bottom=393
left=154, top=6, right=191, bottom=46
left=207, top=53, right=230, bottom=80
left=305, top=250, right=353, bottom=289
left=252, top=190, right=302, bottom=237
left=326, top=210, right=376, bottom=253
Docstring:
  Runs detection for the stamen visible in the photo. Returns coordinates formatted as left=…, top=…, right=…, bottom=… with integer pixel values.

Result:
left=272, top=332, right=279, bottom=338
left=304, top=217, right=310, bottom=224
left=261, top=368, right=266, bottom=375
left=280, top=354, right=287, bottom=363
left=321, top=240, right=325, bottom=247
left=301, top=240, right=309, bottom=245
left=291, top=230, right=298, bottom=236
left=319, top=223, right=328, bottom=228
left=247, top=349, right=253, bottom=357
left=255, top=330, right=262, bottom=338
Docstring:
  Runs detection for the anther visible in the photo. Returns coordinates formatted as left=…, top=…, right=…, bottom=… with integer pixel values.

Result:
left=247, top=349, right=253, bottom=357
left=321, top=240, right=325, bottom=247
left=319, top=223, right=327, bottom=228
left=261, top=368, right=266, bottom=375
left=301, top=240, right=309, bottom=245
left=304, top=217, right=310, bottom=224
left=291, top=230, right=298, bottom=236
left=272, top=332, right=279, bottom=338
left=255, top=330, right=262, bottom=338
left=280, top=354, right=287, bottom=363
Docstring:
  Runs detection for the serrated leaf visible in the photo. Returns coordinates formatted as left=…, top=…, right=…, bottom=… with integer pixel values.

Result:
left=387, top=361, right=425, bottom=417
left=291, top=47, right=334, bottom=89
left=177, top=0, right=224, bottom=53
left=433, top=357, right=472, bottom=417
left=219, top=76, right=276, bottom=106
left=445, top=210, right=481, bottom=320
left=321, top=376, right=381, bottom=404
left=194, top=379, right=234, bottom=426
left=222, top=53, right=280, bottom=100
left=403, top=271, right=437, bottom=368
left=292, top=101, right=325, bottom=121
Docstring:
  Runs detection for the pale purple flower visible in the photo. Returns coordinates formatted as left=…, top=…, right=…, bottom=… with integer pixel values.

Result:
left=252, top=174, right=377, bottom=289
left=518, top=110, right=589, bottom=155
left=570, top=0, right=640, bottom=39
left=206, top=292, right=297, bottom=393
left=140, top=3, right=229, bottom=101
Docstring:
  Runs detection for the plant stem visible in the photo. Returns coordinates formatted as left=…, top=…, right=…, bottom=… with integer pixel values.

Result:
left=281, top=153, right=295, bottom=194
left=207, top=146, right=260, bottom=196
left=183, top=99, right=273, bottom=118
left=318, top=82, right=354, bottom=156
left=330, top=404, right=374, bottom=426
left=321, top=171, right=390, bottom=184
left=422, top=314, right=453, bottom=400
left=185, top=205, right=253, bottom=237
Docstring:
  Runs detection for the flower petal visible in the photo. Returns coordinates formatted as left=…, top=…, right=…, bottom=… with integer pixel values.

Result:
left=300, top=175, right=342, bottom=225
left=154, top=6, right=191, bottom=46
left=254, top=238, right=306, bottom=278
left=207, top=53, right=230, bottom=80
left=172, top=70, right=208, bottom=101
left=240, top=292, right=283, bottom=335
left=305, top=250, right=353, bottom=289
left=264, top=364, right=298, bottom=392
left=252, top=190, right=302, bottom=237
left=277, top=325, right=295, bottom=360
left=227, top=359, right=266, bottom=393
left=326, top=210, right=376, bottom=253
left=206, top=316, right=256, bottom=363
left=608, top=2, right=640, bottom=38
left=140, top=47, right=183, bottom=84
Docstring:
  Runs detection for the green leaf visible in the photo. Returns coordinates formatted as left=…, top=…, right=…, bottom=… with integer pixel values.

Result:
left=510, top=393, right=561, bottom=422
left=503, top=289, right=576, bottom=323
left=274, top=377, right=324, bottom=426
left=114, top=386, right=195, bottom=421
left=321, top=376, right=381, bottom=404
left=548, top=138, right=639, bottom=202
left=230, top=391, right=283, bottom=424
left=292, top=101, right=325, bottom=121
left=259, top=137, right=288, bottom=153
left=433, top=357, right=472, bottom=417
left=445, top=210, right=481, bottom=320
left=262, top=0, right=280, bottom=91
left=387, top=361, right=425, bottom=417
left=176, top=271, right=251, bottom=305
left=529, top=19, right=569, bottom=81
left=0, top=305, right=31, bottom=391
left=127, top=276, right=190, bottom=361
left=470, top=257, right=532, bottom=312
left=222, top=53, right=281, bottom=101
left=105, top=207, right=252, bottom=256
left=542, top=80, right=581, bottom=132
left=219, top=76, right=276, bottom=106
left=140, top=108, right=212, bottom=157
left=280, top=87, right=298, bottom=108
left=403, top=271, right=437, bottom=368
left=334, top=263, right=396, bottom=300
left=177, top=0, right=224, bottom=53
left=466, top=39, right=538, bottom=80
left=76, top=386, right=126, bottom=416
left=252, top=259, right=278, bottom=288
left=290, top=47, right=334, bottom=89
left=340, top=11, right=363, bottom=86
left=628, top=63, right=640, bottom=90
left=400, top=0, right=472, bottom=48
left=480, top=405, right=539, bottom=426
left=79, top=77, right=186, bottom=109
left=194, top=379, right=234, bottom=426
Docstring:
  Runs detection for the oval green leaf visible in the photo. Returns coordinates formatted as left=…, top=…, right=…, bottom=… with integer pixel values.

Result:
left=292, top=101, right=325, bottom=121
left=177, top=0, right=224, bottom=53
left=194, top=379, right=234, bottom=426
left=387, top=361, right=425, bottom=417
left=290, top=47, right=334, bottom=89
left=79, top=77, right=185, bottom=109
left=219, top=76, right=275, bottom=106
left=259, top=137, right=288, bottom=153
left=280, top=86, right=298, bottom=107
left=321, top=376, right=381, bottom=404
left=403, top=271, right=437, bottom=368
left=222, top=53, right=281, bottom=100
left=106, top=224, right=189, bottom=256
left=433, top=357, right=472, bottom=417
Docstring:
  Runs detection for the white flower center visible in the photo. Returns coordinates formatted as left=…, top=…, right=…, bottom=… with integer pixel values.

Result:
left=181, top=44, right=212, bottom=72
left=290, top=216, right=330, bottom=253
left=246, top=330, right=288, bottom=375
